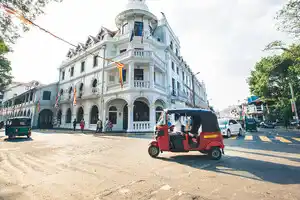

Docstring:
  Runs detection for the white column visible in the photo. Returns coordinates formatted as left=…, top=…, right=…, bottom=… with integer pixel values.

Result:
left=149, top=63, right=154, bottom=88
left=128, top=62, right=134, bottom=88
left=127, top=104, right=134, bottom=132
left=150, top=104, right=156, bottom=129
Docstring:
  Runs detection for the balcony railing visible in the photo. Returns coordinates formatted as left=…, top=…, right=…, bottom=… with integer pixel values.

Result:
left=133, top=122, right=151, bottom=131
left=134, top=80, right=150, bottom=88
left=107, top=50, right=164, bottom=69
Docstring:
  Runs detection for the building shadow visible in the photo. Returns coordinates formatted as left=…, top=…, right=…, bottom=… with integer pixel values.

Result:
left=157, top=154, right=300, bottom=185
left=4, top=137, right=33, bottom=142
left=231, top=149, right=300, bottom=163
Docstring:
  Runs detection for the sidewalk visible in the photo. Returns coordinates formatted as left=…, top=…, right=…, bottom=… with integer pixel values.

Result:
left=33, top=129, right=153, bottom=136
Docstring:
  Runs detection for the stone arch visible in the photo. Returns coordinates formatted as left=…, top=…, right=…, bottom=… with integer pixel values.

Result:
left=154, top=99, right=166, bottom=122
left=38, top=109, right=53, bottom=129
left=133, top=97, right=150, bottom=122
left=23, top=110, right=27, bottom=116
left=154, top=98, right=167, bottom=108
left=105, top=98, right=129, bottom=129
left=76, top=107, right=84, bottom=121
left=65, top=108, right=72, bottom=123
left=27, top=109, right=31, bottom=117
left=90, top=105, right=99, bottom=124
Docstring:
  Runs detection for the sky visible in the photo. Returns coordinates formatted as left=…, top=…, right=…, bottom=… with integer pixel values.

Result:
left=6, top=0, right=293, bottom=110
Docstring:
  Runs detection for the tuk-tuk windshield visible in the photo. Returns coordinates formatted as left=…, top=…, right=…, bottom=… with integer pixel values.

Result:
left=7, top=118, right=31, bottom=126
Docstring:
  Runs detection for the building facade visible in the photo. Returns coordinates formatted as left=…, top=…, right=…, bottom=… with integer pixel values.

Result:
left=0, top=0, right=209, bottom=132
left=0, top=81, right=58, bottom=128
left=55, top=0, right=208, bottom=132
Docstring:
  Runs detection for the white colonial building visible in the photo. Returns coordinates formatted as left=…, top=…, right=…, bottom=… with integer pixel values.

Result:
left=0, top=81, right=58, bottom=128
left=55, top=0, right=208, bottom=132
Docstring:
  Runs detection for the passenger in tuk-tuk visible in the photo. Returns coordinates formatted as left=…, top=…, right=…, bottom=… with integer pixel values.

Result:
left=169, top=113, right=185, bottom=149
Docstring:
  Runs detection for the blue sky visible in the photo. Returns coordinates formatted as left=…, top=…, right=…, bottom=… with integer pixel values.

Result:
left=6, top=0, right=292, bottom=110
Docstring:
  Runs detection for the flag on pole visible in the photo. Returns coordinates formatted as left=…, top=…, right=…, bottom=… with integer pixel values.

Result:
left=1, top=4, right=33, bottom=25
left=116, top=62, right=125, bottom=88
left=73, top=87, right=77, bottom=106
left=55, top=92, right=61, bottom=108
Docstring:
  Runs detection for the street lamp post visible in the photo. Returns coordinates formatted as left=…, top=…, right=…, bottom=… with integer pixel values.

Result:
left=191, top=72, right=200, bottom=108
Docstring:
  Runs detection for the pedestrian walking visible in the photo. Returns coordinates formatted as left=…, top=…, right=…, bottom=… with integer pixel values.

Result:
left=73, top=118, right=77, bottom=131
left=80, top=119, right=85, bottom=133
left=96, top=118, right=102, bottom=133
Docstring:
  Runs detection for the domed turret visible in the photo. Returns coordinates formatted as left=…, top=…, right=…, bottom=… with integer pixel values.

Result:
left=115, top=0, right=157, bottom=28
left=125, top=0, right=149, bottom=11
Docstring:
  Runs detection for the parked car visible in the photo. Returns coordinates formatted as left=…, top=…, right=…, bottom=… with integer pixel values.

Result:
left=218, top=118, right=243, bottom=138
left=260, top=121, right=275, bottom=129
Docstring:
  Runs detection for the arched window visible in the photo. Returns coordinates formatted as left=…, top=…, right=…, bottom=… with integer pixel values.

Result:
left=66, top=108, right=72, bottom=123
left=90, top=105, right=99, bottom=124
left=108, top=106, right=117, bottom=124
left=78, top=83, right=84, bottom=98
left=77, top=107, right=84, bottom=121
left=27, top=110, right=31, bottom=117
left=60, top=89, right=64, bottom=96
left=92, top=79, right=97, bottom=87
left=69, top=87, right=73, bottom=94
left=24, top=110, right=27, bottom=117
left=68, top=87, right=73, bottom=99
left=155, top=106, right=163, bottom=122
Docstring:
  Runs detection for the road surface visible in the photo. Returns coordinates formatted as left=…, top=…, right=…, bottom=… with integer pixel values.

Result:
left=0, top=129, right=299, bottom=200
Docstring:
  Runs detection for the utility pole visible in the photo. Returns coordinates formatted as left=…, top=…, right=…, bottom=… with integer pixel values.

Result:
left=289, top=82, right=299, bottom=123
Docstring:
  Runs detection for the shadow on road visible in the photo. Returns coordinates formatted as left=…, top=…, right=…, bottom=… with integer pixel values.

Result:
left=158, top=154, right=300, bottom=185
left=231, top=149, right=300, bottom=163
left=3, top=137, right=33, bottom=142
left=226, top=141, right=300, bottom=154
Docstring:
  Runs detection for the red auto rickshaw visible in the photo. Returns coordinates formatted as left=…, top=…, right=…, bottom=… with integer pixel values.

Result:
left=148, top=108, right=225, bottom=160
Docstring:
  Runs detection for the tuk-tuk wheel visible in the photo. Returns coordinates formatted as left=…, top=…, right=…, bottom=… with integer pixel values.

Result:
left=148, top=145, right=160, bottom=158
left=8, top=135, right=13, bottom=140
left=209, top=147, right=222, bottom=160
left=27, top=135, right=31, bottom=139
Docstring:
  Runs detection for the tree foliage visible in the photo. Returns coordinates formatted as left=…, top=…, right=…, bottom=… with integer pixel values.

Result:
left=248, top=44, right=300, bottom=120
left=0, top=38, right=12, bottom=93
left=1, top=0, right=62, bottom=45
left=276, top=0, right=300, bottom=38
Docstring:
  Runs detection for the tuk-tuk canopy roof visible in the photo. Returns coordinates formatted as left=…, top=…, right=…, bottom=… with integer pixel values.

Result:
left=165, top=108, right=219, bottom=132
left=165, top=108, right=211, bottom=115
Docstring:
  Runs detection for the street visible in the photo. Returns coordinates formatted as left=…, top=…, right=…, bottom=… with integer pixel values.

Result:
left=0, top=129, right=299, bottom=200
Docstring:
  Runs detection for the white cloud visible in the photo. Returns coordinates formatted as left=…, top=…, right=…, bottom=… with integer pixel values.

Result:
left=6, top=0, right=292, bottom=109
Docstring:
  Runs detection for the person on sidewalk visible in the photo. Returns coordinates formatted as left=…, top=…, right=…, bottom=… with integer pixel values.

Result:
left=73, top=119, right=77, bottom=131
left=80, top=119, right=85, bottom=133
left=96, top=119, right=103, bottom=133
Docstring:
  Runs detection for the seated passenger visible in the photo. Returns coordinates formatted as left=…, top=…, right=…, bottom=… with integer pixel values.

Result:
left=172, top=114, right=183, bottom=134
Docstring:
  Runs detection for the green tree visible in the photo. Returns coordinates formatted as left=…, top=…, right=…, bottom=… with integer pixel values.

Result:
left=1, top=0, right=62, bottom=44
left=248, top=44, right=300, bottom=120
left=0, top=38, right=12, bottom=93
left=276, top=0, right=300, bottom=38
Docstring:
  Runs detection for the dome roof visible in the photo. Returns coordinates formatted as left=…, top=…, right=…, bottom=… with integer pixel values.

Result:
left=125, top=0, right=149, bottom=11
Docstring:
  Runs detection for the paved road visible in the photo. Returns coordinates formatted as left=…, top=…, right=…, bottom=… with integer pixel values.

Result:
left=0, top=128, right=299, bottom=200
